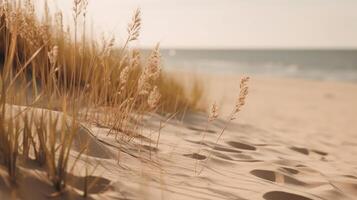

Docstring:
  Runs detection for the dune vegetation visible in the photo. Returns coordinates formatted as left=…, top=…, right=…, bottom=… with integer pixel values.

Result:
left=0, top=0, right=204, bottom=195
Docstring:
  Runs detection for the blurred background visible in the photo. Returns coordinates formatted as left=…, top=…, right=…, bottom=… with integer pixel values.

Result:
left=48, top=0, right=357, bottom=81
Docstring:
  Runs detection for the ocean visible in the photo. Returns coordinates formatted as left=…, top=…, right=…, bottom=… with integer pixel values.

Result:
left=156, top=49, right=357, bottom=82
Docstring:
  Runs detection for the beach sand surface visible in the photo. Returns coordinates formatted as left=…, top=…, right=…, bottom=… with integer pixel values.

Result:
left=1, top=74, right=357, bottom=200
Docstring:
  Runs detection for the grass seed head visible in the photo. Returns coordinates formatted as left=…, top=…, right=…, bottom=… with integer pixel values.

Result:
left=234, top=76, right=250, bottom=115
left=148, top=86, right=161, bottom=109
left=209, top=102, right=219, bottom=121
left=127, top=8, right=141, bottom=41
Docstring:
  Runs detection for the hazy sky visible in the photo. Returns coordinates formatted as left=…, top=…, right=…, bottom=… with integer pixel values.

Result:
left=52, top=0, right=357, bottom=49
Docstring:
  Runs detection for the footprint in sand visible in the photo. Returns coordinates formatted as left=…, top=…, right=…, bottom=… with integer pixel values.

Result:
left=290, top=146, right=309, bottom=155
left=273, top=160, right=322, bottom=175
left=290, top=146, right=329, bottom=157
left=311, top=149, right=328, bottom=156
left=226, top=141, right=257, bottom=151
left=263, top=191, right=313, bottom=200
left=183, top=153, right=207, bottom=160
left=250, top=169, right=307, bottom=186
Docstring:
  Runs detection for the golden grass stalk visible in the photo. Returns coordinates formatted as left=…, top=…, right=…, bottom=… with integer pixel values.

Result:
left=197, top=76, right=250, bottom=175
left=124, top=8, right=141, bottom=49
left=219, top=76, right=250, bottom=138
left=194, top=102, right=219, bottom=173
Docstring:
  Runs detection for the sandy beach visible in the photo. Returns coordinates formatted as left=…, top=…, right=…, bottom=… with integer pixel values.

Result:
left=2, top=74, right=356, bottom=200
left=2, top=1, right=357, bottom=199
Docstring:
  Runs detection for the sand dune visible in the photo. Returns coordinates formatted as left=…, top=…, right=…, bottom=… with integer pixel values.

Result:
left=1, top=76, right=357, bottom=200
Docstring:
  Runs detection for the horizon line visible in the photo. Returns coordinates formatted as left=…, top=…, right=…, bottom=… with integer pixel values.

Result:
left=138, top=46, right=357, bottom=50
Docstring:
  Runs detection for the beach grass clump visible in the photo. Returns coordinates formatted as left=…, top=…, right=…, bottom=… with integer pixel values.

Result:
left=0, top=0, right=204, bottom=195
left=0, top=93, right=20, bottom=184
left=0, top=0, right=202, bottom=133
left=34, top=108, right=83, bottom=193
left=158, top=73, right=204, bottom=114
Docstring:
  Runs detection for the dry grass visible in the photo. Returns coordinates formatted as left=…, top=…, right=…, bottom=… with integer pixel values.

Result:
left=33, top=107, right=83, bottom=193
left=0, top=0, right=204, bottom=196
left=196, top=76, right=250, bottom=175
left=158, top=73, right=204, bottom=114
left=0, top=95, right=20, bottom=184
